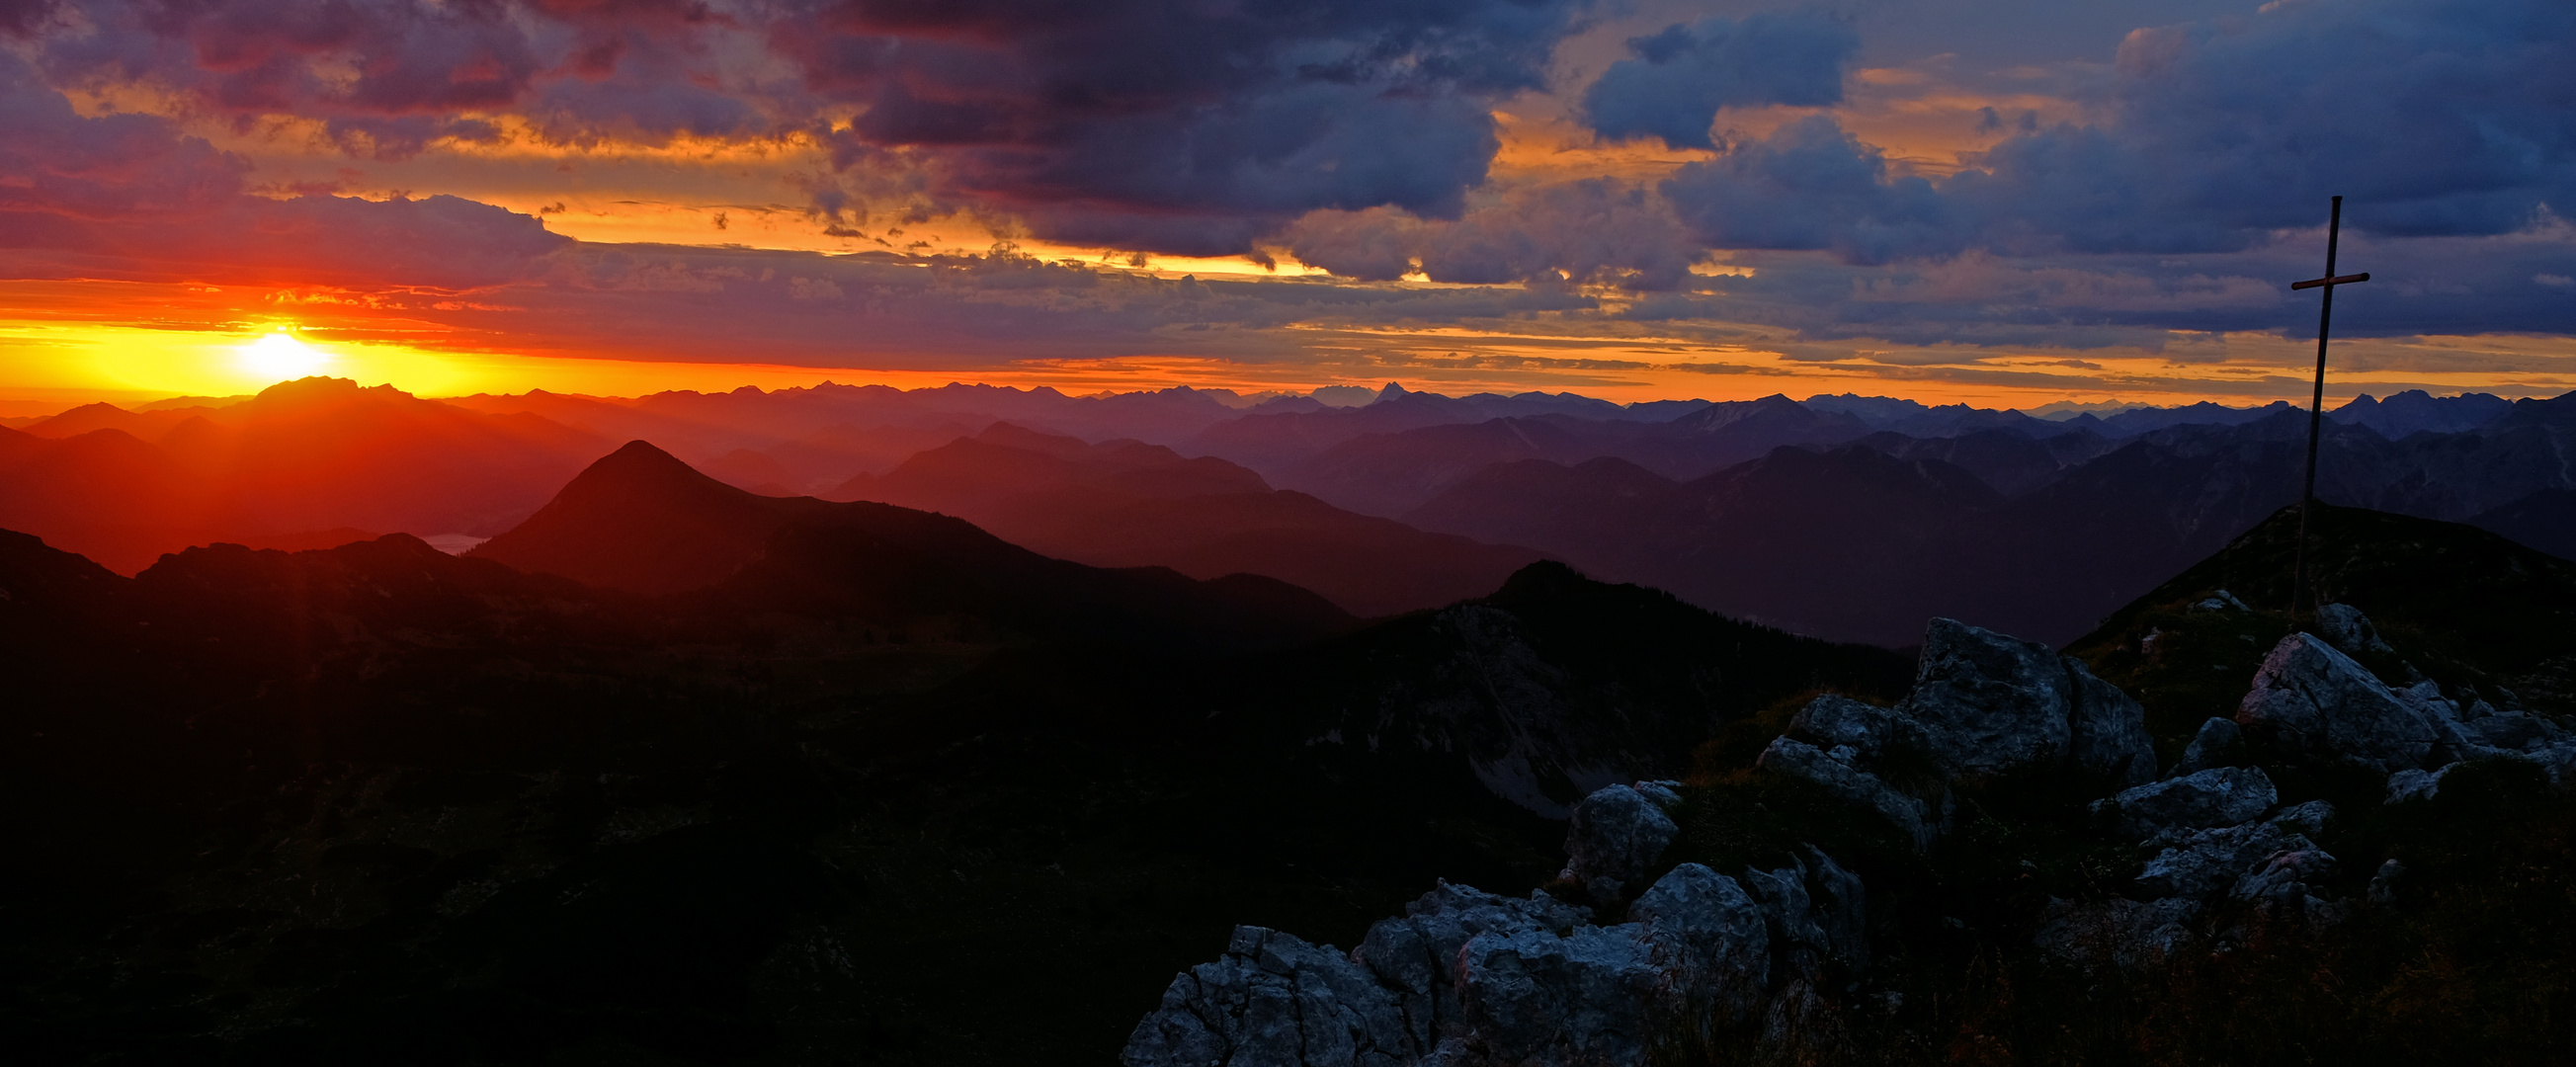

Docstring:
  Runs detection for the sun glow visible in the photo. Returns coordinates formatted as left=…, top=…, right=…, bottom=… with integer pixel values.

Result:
left=239, top=330, right=332, bottom=379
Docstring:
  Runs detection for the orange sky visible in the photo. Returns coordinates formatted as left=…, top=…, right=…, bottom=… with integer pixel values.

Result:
left=6, top=1, right=2572, bottom=418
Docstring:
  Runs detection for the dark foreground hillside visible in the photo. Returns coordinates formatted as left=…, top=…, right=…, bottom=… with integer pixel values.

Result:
left=0, top=514, right=1902, bottom=1063
left=1127, top=503, right=2576, bottom=1066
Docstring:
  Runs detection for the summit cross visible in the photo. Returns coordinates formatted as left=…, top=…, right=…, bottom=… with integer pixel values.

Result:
left=2288, top=195, right=2369, bottom=619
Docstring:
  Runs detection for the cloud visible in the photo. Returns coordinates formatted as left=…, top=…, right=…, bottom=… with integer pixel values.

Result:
left=28, top=1, right=764, bottom=157
left=776, top=0, right=1588, bottom=255
left=1580, top=8, right=1859, bottom=150
left=0, top=51, right=247, bottom=218
left=1, top=50, right=565, bottom=289
left=1284, top=178, right=1703, bottom=289
left=1665, top=0, right=2576, bottom=264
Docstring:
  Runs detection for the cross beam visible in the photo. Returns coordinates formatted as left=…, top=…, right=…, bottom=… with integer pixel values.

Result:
left=2289, top=196, right=2368, bottom=620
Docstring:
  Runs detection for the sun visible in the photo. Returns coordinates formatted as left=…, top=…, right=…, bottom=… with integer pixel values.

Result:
left=238, top=330, right=333, bottom=381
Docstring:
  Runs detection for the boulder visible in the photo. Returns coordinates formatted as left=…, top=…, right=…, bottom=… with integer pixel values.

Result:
left=1558, top=784, right=1681, bottom=906
left=2313, top=603, right=2394, bottom=655
left=2386, top=763, right=2462, bottom=804
left=1897, top=619, right=2076, bottom=779
left=2109, top=766, right=2277, bottom=843
left=2192, top=589, right=2251, bottom=613
left=1788, top=695, right=1929, bottom=761
left=2238, top=633, right=2439, bottom=774
left=1353, top=883, right=1592, bottom=1051
left=1803, top=848, right=1870, bottom=978
left=1756, top=737, right=1944, bottom=852
left=1742, top=862, right=1829, bottom=969
left=1456, top=924, right=1659, bottom=1067
left=1627, top=863, right=1770, bottom=1029
left=2171, top=717, right=2246, bottom=776
left=1895, top=618, right=2156, bottom=785
left=2135, top=801, right=2337, bottom=901
left=2067, top=657, right=2160, bottom=787
left=1122, top=926, right=1415, bottom=1067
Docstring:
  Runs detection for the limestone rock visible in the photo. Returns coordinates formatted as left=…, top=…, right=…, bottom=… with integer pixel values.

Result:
left=1789, top=695, right=1929, bottom=761
left=1756, top=737, right=1943, bottom=853
left=2134, top=801, right=2336, bottom=902
left=2110, top=766, right=2277, bottom=843
left=2233, top=846, right=2340, bottom=906
left=2238, top=633, right=2439, bottom=774
left=2386, top=765, right=2450, bottom=803
left=1122, top=926, right=1415, bottom=1067
left=1896, top=618, right=2155, bottom=786
left=1456, top=923, right=1658, bottom=1067
left=2171, top=717, right=2245, bottom=776
left=1627, top=863, right=1770, bottom=1029
left=2067, top=657, right=2160, bottom=787
left=1558, top=784, right=1681, bottom=906
left=1898, top=618, right=2076, bottom=780
left=1743, top=862, right=1829, bottom=968
left=1353, top=883, right=1591, bottom=1051
left=2192, top=590, right=2251, bottom=613
left=1803, top=848, right=1870, bottom=978
left=2368, top=860, right=2406, bottom=905
left=2313, top=603, right=2394, bottom=656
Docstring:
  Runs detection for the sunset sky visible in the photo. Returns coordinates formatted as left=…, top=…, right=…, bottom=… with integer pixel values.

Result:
left=3, top=0, right=2573, bottom=414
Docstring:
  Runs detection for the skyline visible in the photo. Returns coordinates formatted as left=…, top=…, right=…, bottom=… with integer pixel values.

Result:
left=4, top=0, right=2573, bottom=411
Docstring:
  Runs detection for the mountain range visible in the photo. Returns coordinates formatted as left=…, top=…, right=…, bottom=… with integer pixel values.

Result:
left=3, top=377, right=2565, bottom=641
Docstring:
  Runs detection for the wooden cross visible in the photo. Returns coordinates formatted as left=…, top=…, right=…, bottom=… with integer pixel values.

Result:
left=2288, top=196, right=2368, bottom=619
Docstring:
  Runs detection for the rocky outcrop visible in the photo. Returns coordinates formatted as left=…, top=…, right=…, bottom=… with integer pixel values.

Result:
left=2171, top=716, right=2245, bottom=776
left=1133, top=604, right=2573, bottom=1065
left=1899, top=618, right=2156, bottom=786
left=1754, top=737, right=1944, bottom=852
left=2105, top=767, right=2277, bottom=842
left=2133, top=800, right=2337, bottom=903
left=1758, top=619, right=2156, bottom=853
left=1557, top=782, right=1681, bottom=906
left=1122, top=925, right=1416, bottom=1067
left=1125, top=794, right=1866, bottom=1067
left=2239, top=634, right=2440, bottom=774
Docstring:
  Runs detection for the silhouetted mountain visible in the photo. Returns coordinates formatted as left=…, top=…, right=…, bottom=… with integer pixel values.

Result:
left=1850, top=427, right=2119, bottom=496
left=1180, top=386, right=1486, bottom=473
left=473, top=439, right=1355, bottom=647
left=1412, top=445, right=2006, bottom=645
left=2329, top=388, right=2514, bottom=438
left=0, top=378, right=607, bottom=572
left=469, top=440, right=835, bottom=594
left=17, top=400, right=220, bottom=441
left=831, top=424, right=1545, bottom=616
left=1803, top=393, right=2074, bottom=439
left=1275, top=416, right=1630, bottom=518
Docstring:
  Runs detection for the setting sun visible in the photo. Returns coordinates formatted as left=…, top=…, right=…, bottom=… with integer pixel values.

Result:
left=239, top=330, right=331, bottom=380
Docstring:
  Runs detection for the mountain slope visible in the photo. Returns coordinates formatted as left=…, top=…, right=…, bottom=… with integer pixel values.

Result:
left=833, top=424, right=1546, bottom=616
left=474, top=439, right=1356, bottom=649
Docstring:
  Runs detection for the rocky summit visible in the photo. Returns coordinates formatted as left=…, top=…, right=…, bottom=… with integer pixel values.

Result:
left=1125, top=603, right=2576, bottom=1066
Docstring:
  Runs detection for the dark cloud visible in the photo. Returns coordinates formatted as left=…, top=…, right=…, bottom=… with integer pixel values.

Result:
left=777, top=0, right=1588, bottom=255
left=1661, top=117, right=1953, bottom=264
left=0, top=51, right=246, bottom=218
left=1580, top=8, right=1858, bottom=150
left=28, top=1, right=764, bottom=157
left=1666, top=0, right=2576, bottom=264
left=1, top=50, right=564, bottom=289
left=1285, top=178, right=1702, bottom=289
